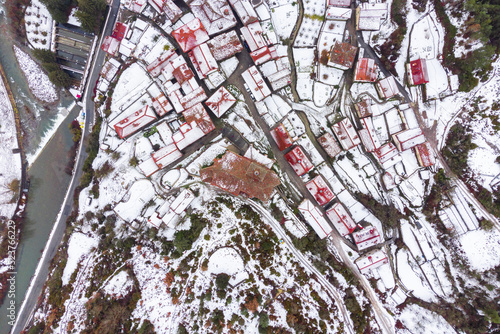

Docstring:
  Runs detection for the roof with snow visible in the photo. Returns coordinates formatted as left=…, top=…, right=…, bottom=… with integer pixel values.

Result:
left=359, top=118, right=380, bottom=152
left=170, top=189, right=195, bottom=214
left=101, top=36, right=120, bottom=56
left=206, top=30, right=243, bottom=61
left=205, top=86, right=237, bottom=117
left=392, top=128, right=426, bottom=151
left=182, top=102, right=215, bottom=134
left=407, top=58, right=429, bottom=86
left=326, top=203, right=357, bottom=236
left=285, top=146, right=314, bottom=176
left=138, top=157, right=160, bottom=177
left=241, top=66, right=271, bottom=101
left=414, top=141, right=435, bottom=167
left=172, top=18, right=210, bottom=52
left=100, top=58, right=120, bottom=82
left=188, top=43, right=218, bottom=78
left=228, top=0, right=259, bottom=25
left=250, top=45, right=278, bottom=65
left=376, top=76, right=399, bottom=99
left=325, top=6, right=352, bottom=20
left=112, top=22, right=128, bottom=41
left=240, top=21, right=267, bottom=51
left=114, top=106, right=157, bottom=139
left=163, top=0, right=183, bottom=21
left=190, top=0, right=237, bottom=35
left=318, top=132, right=342, bottom=158
left=200, top=150, right=280, bottom=201
left=352, top=226, right=382, bottom=251
left=152, top=143, right=183, bottom=169
left=151, top=92, right=173, bottom=117
left=306, top=175, right=335, bottom=206
left=382, top=172, right=396, bottom=190
left=354, top=98, right=373, bottom=118
left=354, top=58, right=377, bottom=82
left=373, top=142, right=401, bottom=169
left=357, top=2, right=388, bottom=31
left=328, top=41, right=357, bottom=70
left=355, top=248, right=389, bottom=274
left=298, top=199, right=333, bottom=239
left=332, top=118, right=360, bottom=150
left=270, top=123, right=294, bottom=151
left=328, top=0, right=351, bottom=7
left=146, top=49, right=177, bottom=77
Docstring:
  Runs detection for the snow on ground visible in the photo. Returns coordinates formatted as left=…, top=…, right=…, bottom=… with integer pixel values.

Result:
left=398, top=304, right=456, bottom=333
left=468, top=140, right=500, bottom=191
left=270, top=3, right=298, bottom=40
left=396, top=249, right=437, bottom=302
left=206, top=247, right=248, bottom=285
left=61, top=232, right=98, bottom=285
left=110, top=62, right=151, bottom=117
left=103, top=270, right=134, bottom=297
left=24, top=0, right=53, bottom=50
left=0, top=77, right=22, bottom=219
left=13, top=45, right=58, bottom=103
left=459, top=228, right=500, bottom=272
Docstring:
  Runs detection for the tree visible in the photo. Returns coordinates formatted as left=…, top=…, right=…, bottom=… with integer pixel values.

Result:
left=40, top=0, right=73, bottom=23
left=75, top=0, right=107, bottom=33
left=215, top=273, right=230, bottom=291
left=49, top=69, right=72, bottom=88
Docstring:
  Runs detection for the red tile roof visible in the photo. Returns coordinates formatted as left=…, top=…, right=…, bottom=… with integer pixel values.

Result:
left=332, top=118, right=360, bottom=150
left=205, top=86, right=237, bottom=118
left=151, top=143, right=183, bottom=168
left=112, top=22, right=128, bottom=41
left=182, top=103, right=215, bottom=134
left=328, top=41, right=357, bottom=70
left=206, top=30, right=243, bottom=61
left=270, top=124, right=293, bottom=151
left=354, top=58, right=377, bottom=82
left=354, top=98, right=372, bottom=118
left=298, top=199, right=333, bottom=239
left=318, top=132, right=342, bottom=158
left=114, top=106, right=157, bottom=139
left=285, top=146, right=314, bottom=176
left=172, top=18, right=210, bottom=52
left=101, top=36, right=120, bottom=56
left=408, top=58, right=429, bottom=85
left=306, top=175, right=335, bottom=206
left=352, top=226, right=382, bottom=251
left=414, top=141, right=434, bottom=167
left=326, top=203, right=357, bottom=236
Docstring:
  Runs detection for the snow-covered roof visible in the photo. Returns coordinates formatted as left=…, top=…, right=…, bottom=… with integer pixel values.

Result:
left=114, top=105, right=157, bottom=139
left=328, top=0, right=351, bottom=7
left=228, top=0, right=258, bottom=25
left=183, top=102, right=215, bottom=134
left=151, top=92, right=173, bottom=116
left=240, top=21, right=267, bottom=51
left=152, top=143, right=183, bottom=169
left=355, top=248, right=389, bottom=274
left=243, top=145, right=274, bottom=169
left=206, top=30, right=244, bottom=61
left=270, top=123, right=294, bottom=151
left=251, top=45, right=278, bottom=65
left=407, top=58, right=429, bottom=86
left=328, top=41, right=357, bottom=70
left=376, top=76, right=399, bottom=99
left=146, top=49, right=177, bottom=77
left=332, top=118, right=361, bottom=150
left=163, top=0, right=183, bottom=21
left=100, top=58, right=121, bottom=82
left=188, top=43, right=218, bottom=78
left=114, top=180, right=155, bottom=222
left=138, top=157, right=160, bottom=177
left=285, top=146, right=314, bottom=176
left=205, top=86, right=236, bottom=117
left=190, top=0, right=237, bottom=35
left=298, top=199, right=333, bottom=239
left=357, top=2, right=387, bottom=31
left=373, top=143, right=401, bottom=169
left=354, top=97, right=373, bottom=118
left=354, top=58, right=377, bottom=82
left=392, top=128, right=426, bottom=151
left=352, top=226, right=382, bottom=251
left=325, top=6, right=352, bottom=20
left=170, top=189, right=195, bottom=214
left=382, top=172, right=397, bottom=190
left=359, top=117, right=380, bottom=152
left=241, top=65, right=271, bottom=101
left=326, top=203, right=357, bottom=236
left=318, top=132, right=342, bottom=158
left=101, top=36, right=120, bottom=56
left=172, top=18, right=210, bottom=52
left=305, top=175, right=335, bottom=206
left=414, top=142, right=435, bottom=167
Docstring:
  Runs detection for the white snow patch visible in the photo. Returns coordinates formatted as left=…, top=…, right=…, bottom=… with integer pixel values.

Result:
left=62, top=232, right=98, bottom=285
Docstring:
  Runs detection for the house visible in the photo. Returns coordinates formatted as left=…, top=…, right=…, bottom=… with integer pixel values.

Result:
left=381, top=172, right=397, bottom=190
left=376, top=76, right=399, bottom=99
left=152, top=143, right=183, bottom=169
left=170, top=189, right=196, bottom=214
left=306, top=175, right=335, bottom=206
left=206, top=30, right=243, bottom=61
left=414, top=142, right=435, bottom=167
left=138, top=157, right=160, bottom=177
left=318, top=132, right=342, bottom=158
left=101, top=36, right=120, bottom=56
left=200, top=150, right=280, bottom=201
left=328, top=0, right=351, bottom=7
left=355, top=248, right=389, bottom=274
left=325, top=6, right=352, bottom=21
left=326, top=203, right=357, bottom=236
left=241, top=66, right=271, bottom=101
left=354, top=58, right=377, bottom=82
left=328, top=41, right=357, bottom=70
left=258, top=54, right=292, bottom=91
left=392, top=128, right=426, bottom=151
left=228, top=0, right=258, bottom=25
left=285, top=146, right=314, bottom=176
left=170, top=103, right=215, bottom=151
left=240, top=21, right=268, bottom=52
left=298, top=199, right=333, bottom=239
left=359, top=117, right=380, bottom=152
left=332, top=118, right=361, bottom=150
left=188, top=43, right=218, bottom=78
left=270, top=123, right=294, bottom=151
left=250, top=45, right=278, bottom=65
left=163, top=0, right=183, bottom=22
left=112, top=22, right=128, bottom=41
left=151, top=92, right=173, bottom=116
left=146, top=49, right=177, bottom=77
left=114, top=105, right=157, bottom=139
left=373, top=142, right=401, bottom=169
left=172, top=18, right=210, bottom=52
left=399, top=104, right=419, bottom=129
left=352, top=226, right=382, bottom=251
left=354, top=98, right=373, bottom=118
left=356, top=2, right=388, bottom=31
left=100, top=58, right=121, bottom=82
left=189, top=0, right=237, bottom=35
left=205, top=86, right=237, bottom=117
left=407, top=58, right=429, bottom=86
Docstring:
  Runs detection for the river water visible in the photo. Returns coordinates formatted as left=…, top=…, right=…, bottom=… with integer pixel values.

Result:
left=0, top=9, right=79, bottom=334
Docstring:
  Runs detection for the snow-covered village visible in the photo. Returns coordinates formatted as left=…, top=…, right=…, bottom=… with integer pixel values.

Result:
left=0, top=0, right=500, bottom=333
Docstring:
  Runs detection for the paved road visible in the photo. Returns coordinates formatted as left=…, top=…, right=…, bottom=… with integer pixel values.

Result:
left=10, top=1, right=120, bottom=333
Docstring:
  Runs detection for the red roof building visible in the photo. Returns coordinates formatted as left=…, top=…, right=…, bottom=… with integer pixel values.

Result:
left=183, top=102, right=215, bottom=135
left=354, top=58, right=378, bottom=82
left=352, top=226, right=382, bottom=251
left=270, top=124, right=293, bottom=151
left=146, top=49, right=176, bottom=77
left=114, top=106, right=157, bottom=139
left=205, top=86, right=236, bottom=118
left=163, top=0, right=183, bottom=22
left=354, top=98, right=373, bottom=118
left=206, top=30, right=243, bottom=61
left=376, top=76, right=399, bottom=99
left=298, top=199, right=333, bottom=239
left=228, top=0, right=258, bottom=25
left=240, top=21, right=268, bottom=52
left=373, top=143, right=401, bottom=169
left=112, top=22, right=128, bottom=41
left=250, top=45, right=278, bottom=65
left=151, top=92, right=173, bottom=117
left=241, top=66, right=271, bottom=101
left=326, top=203, right=357, bottom=236
left=306, top=175, right=335, bottom=206
left=285, top=146, right=314, bottom=176
left=172, top=18, right=210, bottom=52
left=407, top=58, right=429, bottom=86
left=392, top=128, right=426, bottom=151
left=101, top=36, right=120, bottom=56
left=414, top=141, right=435, bottom=167
left=328, top=41, right=357, bottom=70
left=152, top=143, right=183, bottom=169
left=359, top=117, right=380, bottom=152
left=332, top=118, right=361, bottom=150
left=188, top=43, right=218, bottom=78
left=318, top=132, right=342, bottom=158
left=355, top=249, right=389, bottom=274
left=189, top=0, right=237, bottom=36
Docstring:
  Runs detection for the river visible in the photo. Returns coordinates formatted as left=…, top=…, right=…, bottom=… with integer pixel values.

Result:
left=0, top=9, right=79, bottom=334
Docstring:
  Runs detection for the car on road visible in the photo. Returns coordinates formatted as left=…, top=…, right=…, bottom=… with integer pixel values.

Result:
left=243, top=83, right=256, bottom=101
